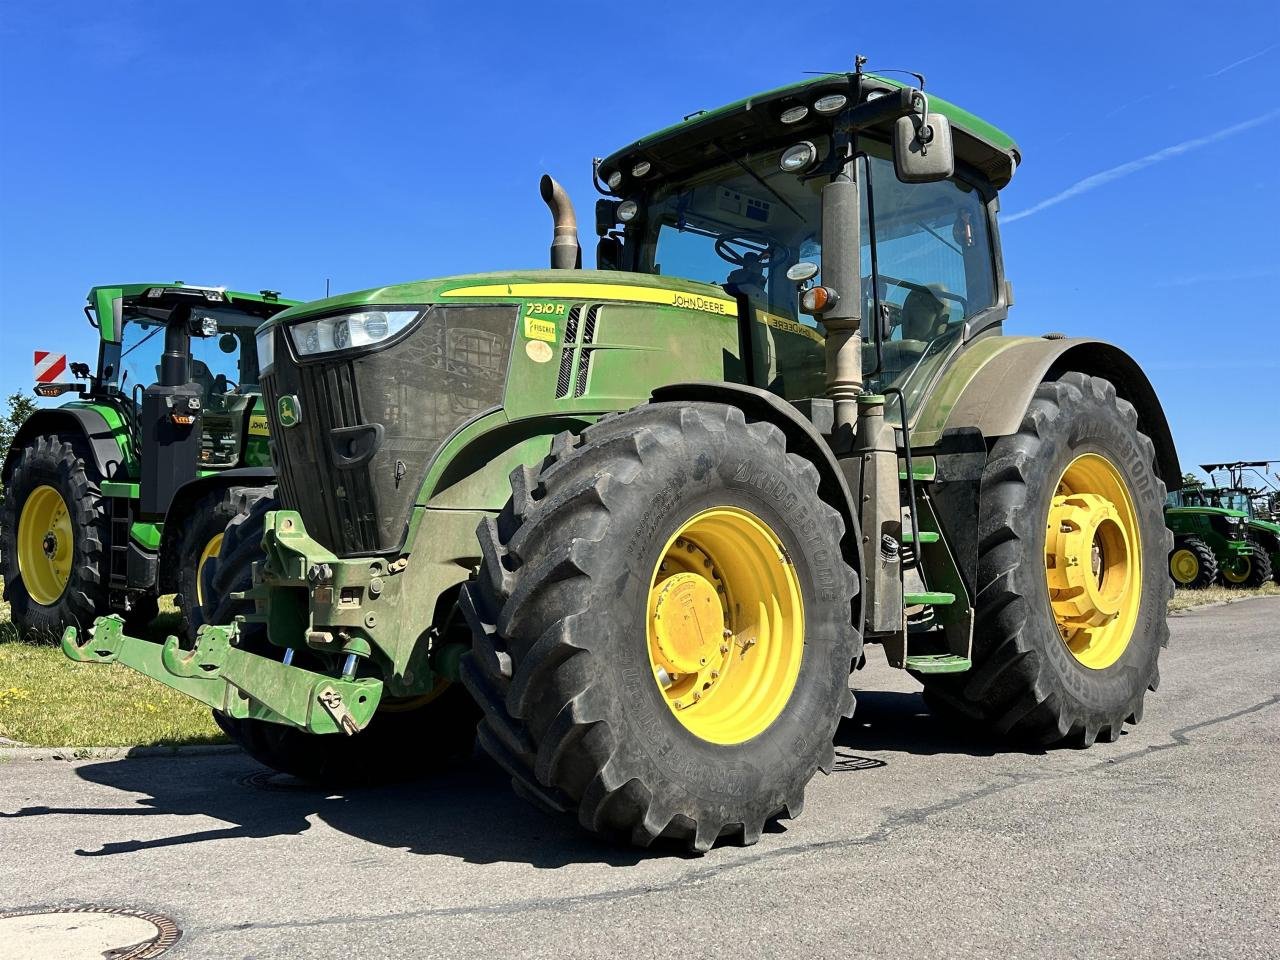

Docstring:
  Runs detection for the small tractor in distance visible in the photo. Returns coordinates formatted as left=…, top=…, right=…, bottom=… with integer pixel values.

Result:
left=64, top=65, right=1181, bottom=852
left=2, top=283, right=297, bottom=637
left=1165, top=460, right=1280, bottom=588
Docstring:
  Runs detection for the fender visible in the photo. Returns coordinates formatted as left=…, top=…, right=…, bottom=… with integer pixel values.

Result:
left=914, top=336, right=1180, bottom=489
left=156, top=467, right=276, bottom=593
left=650, top=381, right=864, bottom=595
left=2, top=406, right=132, bottom=484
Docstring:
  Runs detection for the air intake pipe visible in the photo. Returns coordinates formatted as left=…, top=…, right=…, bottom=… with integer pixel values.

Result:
left=540, top=174, right=582, bottom=270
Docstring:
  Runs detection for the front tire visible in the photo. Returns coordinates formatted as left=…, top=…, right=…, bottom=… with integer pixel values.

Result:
left=1168, top=536, right=1217, bottom=589
left=1, top=435, right=108, bottom=637
left=461, top=403, right=859, bottom=851
left=918, top=373, right=1171, bottom=747
left=1220, top=543, right=1272, bottom=589
left=174, top=485, right=255, bottom=637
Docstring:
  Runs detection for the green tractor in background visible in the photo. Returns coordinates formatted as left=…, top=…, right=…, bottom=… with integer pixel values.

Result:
left=64, top=65, right=1181, bottom=851
left=1164, top=487, right=1258, bottom=588
left=1206, top=461, right=1280, bottom=585
left=2, top=283, right=297, bottom=637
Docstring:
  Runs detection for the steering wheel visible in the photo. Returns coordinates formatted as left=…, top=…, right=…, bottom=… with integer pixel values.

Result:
left=714, top=235, right=775, bottom=268
left=212, top=375, right=239, bottom=396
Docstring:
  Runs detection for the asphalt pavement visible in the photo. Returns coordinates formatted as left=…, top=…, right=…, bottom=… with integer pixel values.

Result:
left=2, top=597, right=1277, bottom=960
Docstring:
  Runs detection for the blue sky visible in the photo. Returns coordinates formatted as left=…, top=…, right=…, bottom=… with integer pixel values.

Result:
left=1, top=1, right=1277, bottom=480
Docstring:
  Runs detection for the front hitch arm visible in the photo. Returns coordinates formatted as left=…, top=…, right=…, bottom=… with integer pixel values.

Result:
left=61, top=615, right=382, bottom=735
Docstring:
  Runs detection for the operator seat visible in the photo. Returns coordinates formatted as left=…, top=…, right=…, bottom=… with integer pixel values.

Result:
left=877, top=286, right=950, bottom=385
left=725, top=253, right=768, bottom=301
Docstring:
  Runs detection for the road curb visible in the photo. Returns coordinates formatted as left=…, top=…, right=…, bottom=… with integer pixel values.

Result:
left=0, top=743, right=239, bottom=762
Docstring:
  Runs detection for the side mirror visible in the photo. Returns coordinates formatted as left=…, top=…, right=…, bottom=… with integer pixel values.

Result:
left=894, top=108, right=954, bottom=183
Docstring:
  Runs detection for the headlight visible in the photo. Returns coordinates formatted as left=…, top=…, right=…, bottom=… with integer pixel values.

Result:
left=288, top=310, right=419, bottom=357
left=256, top=325, right=276, bottom=374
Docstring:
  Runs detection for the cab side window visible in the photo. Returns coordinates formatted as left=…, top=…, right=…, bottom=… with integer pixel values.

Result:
left=860, top=146, right=997, bottom=401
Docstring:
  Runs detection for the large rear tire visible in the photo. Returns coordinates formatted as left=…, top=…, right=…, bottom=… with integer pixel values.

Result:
left=202, top=488, right=478, bottom=782
left=918, top=373, right=1171, bottom=747
left=1, top=435, right=108, bottom=638
left=1168, top=536, right=1217, bottom=589
left=460, top=402, right=859, bottom=851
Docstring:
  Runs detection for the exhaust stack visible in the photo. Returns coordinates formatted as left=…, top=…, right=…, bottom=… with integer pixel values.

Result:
left=540, top=174, right=581, bottom=270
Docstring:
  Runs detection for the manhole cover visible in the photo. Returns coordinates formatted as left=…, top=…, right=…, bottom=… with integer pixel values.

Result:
left=0, top=906, right=180, bottom=959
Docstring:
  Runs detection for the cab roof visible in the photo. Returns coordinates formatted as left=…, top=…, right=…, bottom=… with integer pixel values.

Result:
left=86, top=283, right=299, bottom=342
left=600, top=72, right=1020, bottom=193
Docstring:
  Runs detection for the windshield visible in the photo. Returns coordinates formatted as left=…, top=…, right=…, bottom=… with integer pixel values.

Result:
left=631, top=140, right=823, bottom=321
left=624, top=137, right=997, bottom=408
left=118, top=307, right=263, bottom=405
left=1179, top=489, right=1252, bottom=514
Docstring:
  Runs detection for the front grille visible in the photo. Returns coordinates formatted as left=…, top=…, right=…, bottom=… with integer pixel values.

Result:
left=263, top=304, right=517, bottom=556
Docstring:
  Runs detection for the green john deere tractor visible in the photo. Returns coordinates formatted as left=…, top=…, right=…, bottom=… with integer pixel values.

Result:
left=64, top=65, right=1180, bottom=851
left=1207, top=461, right=1280, bottom=585
left=2, top=283, right=297, bottom=637
left=1165, top=463, right=1278, bottom=589
left=1166, top=461, right=1280, bottom=588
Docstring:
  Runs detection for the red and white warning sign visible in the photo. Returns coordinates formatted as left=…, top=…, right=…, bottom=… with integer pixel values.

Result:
left=34, top=351, right=68, bottom=383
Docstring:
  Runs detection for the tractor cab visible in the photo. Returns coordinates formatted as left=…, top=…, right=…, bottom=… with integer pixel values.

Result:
left=80, top=284, right=298, bottom=494
left=594, top=71, right=1014, bottom=413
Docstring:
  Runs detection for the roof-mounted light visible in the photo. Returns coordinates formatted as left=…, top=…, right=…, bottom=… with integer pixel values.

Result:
left=606, top=170, right=624, bottom=190
left=780, top=141, right=818, bottom=173
left=631, top=160, right=651, bottom=177
left=779, top=105, right=809, bottom=124
left=813, top=93, right=847, bottom=114
left=617, top=200, right=639, bottom=222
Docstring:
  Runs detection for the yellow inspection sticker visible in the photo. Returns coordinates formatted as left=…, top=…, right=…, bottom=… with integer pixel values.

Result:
left=524, top=315, right=557, bottom=342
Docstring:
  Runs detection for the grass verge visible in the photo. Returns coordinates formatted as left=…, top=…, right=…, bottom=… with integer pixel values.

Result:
left=1166, top=581, right=1280, bottom=612
left=0, top=585, right=225, bottom=747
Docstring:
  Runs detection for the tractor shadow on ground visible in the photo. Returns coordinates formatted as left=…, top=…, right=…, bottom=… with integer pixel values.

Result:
left=4, top=752, right=685, bottom=869
left=835, top=689, right=1035, bottom=759
left=2, top=693, right=1039, bottom=868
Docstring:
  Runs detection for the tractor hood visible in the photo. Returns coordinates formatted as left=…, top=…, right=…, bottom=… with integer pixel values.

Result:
left=258, top=270, right=744, bottom=557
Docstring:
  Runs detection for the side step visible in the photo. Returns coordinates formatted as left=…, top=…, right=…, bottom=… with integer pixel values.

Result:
left=903, top=590, right=954, bottom=606
left=904, top=654, right=972, bottom=674
left=900, top=530, right=939, bottom=545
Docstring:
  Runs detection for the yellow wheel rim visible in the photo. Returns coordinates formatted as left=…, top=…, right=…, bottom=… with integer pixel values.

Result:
left=17, top=484, right=74, bottom=606
left=194, top=532, right=224, bottom=607
left=1045, top=454, right=1142, bottom=670
left=1169, top=548, right=1200, bottom=584
left=1221, top=557, right=1251, bottom=584
left=646, top=506, right=804, bottom=745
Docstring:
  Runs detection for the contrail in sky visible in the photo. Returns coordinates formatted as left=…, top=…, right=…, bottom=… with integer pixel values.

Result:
left=1206, top=41, right=1278, bottom=77
left=1004, top=109, right=1280, bottom=224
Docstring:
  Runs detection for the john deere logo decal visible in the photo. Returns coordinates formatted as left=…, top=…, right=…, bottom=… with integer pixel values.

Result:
left=277, top=395, right=302, bottom=428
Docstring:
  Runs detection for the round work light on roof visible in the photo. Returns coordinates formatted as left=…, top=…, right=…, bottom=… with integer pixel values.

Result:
left=779, top=105, right=809, bottom=124
left=780, top=141, right=818, bottom=173
left=813, top=93, right=847, bottom=114
left=631, top=160, right=651, bottom=177
left=617, top=200, right=639, bottom=222
left=606, top=170, right=624, bottom=190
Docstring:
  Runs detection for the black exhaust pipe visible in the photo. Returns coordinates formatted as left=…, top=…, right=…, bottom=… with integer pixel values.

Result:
left=540, top=174, right=581, bottom=270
